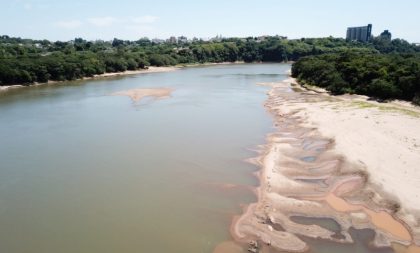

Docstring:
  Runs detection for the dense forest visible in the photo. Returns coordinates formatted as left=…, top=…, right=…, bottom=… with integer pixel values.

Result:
left=1, top=35, right=417, bottom=86
left=1, top=35, right=419, bottom=104
left=292, top=50, right=420, bottom=104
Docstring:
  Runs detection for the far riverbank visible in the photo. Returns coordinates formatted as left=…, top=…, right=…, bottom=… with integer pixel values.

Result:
left=0, top=62, right=250, bottom=92
left=0, top=66, right=178, bottom=91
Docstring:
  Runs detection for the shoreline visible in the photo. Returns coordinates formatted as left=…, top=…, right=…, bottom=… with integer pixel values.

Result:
left=230, top=76, right=420, bottom=252
left=0, top=62, right=250, bottom=92
left=90, top=66, right=179, bottom=78
left=0, top=66, right=178, bottom=91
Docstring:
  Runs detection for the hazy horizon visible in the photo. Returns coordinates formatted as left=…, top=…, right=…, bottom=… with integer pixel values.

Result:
left=2, top=0, right=420, bottom=42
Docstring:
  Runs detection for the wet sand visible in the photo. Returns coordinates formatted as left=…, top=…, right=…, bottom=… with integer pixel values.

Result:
left=229, top=77, right=420, bottom=252
left=0, top=85, right=24, bottom=90
left=112, top=87, right=173, bottom=103
left=93, top=66, right=178, bottom=78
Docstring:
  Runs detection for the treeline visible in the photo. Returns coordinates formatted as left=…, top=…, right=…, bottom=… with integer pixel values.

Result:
left=0, top=51, right=149, bottom=84
left=1, top=35, right=419, bottom=86
left=291, top=51, right=420, bottom=104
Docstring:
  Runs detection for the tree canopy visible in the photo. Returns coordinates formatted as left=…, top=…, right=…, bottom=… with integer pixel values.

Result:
left=1, top=34, right=419, bottom=102
left=292, top=51, right=420, bottom=104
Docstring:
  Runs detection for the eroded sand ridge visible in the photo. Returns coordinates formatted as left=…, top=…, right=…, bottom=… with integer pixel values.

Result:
left=226, top=78, right=420, bottom=253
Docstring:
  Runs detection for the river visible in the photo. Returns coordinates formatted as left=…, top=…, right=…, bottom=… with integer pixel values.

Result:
left=0, top=63, right=289, bottom=253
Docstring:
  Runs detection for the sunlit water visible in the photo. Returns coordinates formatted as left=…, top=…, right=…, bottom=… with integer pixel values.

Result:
left=0, top=64, right=289, bottom=253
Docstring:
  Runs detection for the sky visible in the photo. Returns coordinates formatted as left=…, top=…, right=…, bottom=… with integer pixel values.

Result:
left=1, top=0, right=420, bottom=42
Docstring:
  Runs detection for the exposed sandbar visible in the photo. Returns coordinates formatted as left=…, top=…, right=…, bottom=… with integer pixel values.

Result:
left=230, top=77, right=420, bottom=253
left=112, top=87, right=173, bottom=103
left=93, top=66, right=178, bottom=78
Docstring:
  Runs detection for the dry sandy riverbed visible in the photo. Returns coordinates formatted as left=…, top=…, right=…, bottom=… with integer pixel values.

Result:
left=226, top=77, right=420, bottom=253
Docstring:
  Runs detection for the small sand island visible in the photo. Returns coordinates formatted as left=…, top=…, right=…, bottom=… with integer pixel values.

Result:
left=227, top=77, right=420, bottom=253
left=112, top=87, right=174, bottom=103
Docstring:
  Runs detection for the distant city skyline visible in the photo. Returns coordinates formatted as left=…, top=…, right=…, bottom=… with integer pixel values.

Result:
left=2, top=0, right=420, bottom=42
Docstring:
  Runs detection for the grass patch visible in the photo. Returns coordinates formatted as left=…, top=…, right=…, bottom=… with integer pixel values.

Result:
left=351, top=101, right=376, bottom=109
left=348, top=101, right=420, bottom=118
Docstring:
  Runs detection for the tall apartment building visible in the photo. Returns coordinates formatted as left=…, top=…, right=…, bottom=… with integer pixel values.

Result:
left=346, top=24, right=372, bottom=42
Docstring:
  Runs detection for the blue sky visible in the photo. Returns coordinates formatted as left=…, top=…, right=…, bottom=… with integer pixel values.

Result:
left=2, top=0, right=420, bottom=42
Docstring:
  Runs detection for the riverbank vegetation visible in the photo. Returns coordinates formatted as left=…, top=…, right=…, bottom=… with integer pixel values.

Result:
left=1, top=35, right=419, bottom=104
left=0, top=35, right=415, bottom=85
left=291, top=51, right=420, bottom=104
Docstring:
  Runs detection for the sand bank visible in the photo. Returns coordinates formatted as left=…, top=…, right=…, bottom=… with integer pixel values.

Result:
left=1, top=63, right=248, bottom=91
left=0, top=67, right=178, bottom=91
left=0, top=85, right=24, bottom=91
left=230, top=77, right=420, bottom=253
left=92, top=66, right=178, bottom=78
left=112, top=87, right=173, bottom=103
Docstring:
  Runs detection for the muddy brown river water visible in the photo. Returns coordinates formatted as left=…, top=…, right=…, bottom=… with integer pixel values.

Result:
left=0, top=64, right=416, bottom=253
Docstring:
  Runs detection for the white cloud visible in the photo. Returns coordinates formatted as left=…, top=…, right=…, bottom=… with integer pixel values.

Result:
left=131, top=15, right=159, bottom=24
left=87, top=15, right=159, bottom=27
left=87, top=16, right=118, bottom=27
left=51, top=15, right=159, bottom=38
left=125, top=24, right=154, bottom=32
left=23, top=3, right=32, bottom=10
left=54, top=20, right=83, bottom=29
